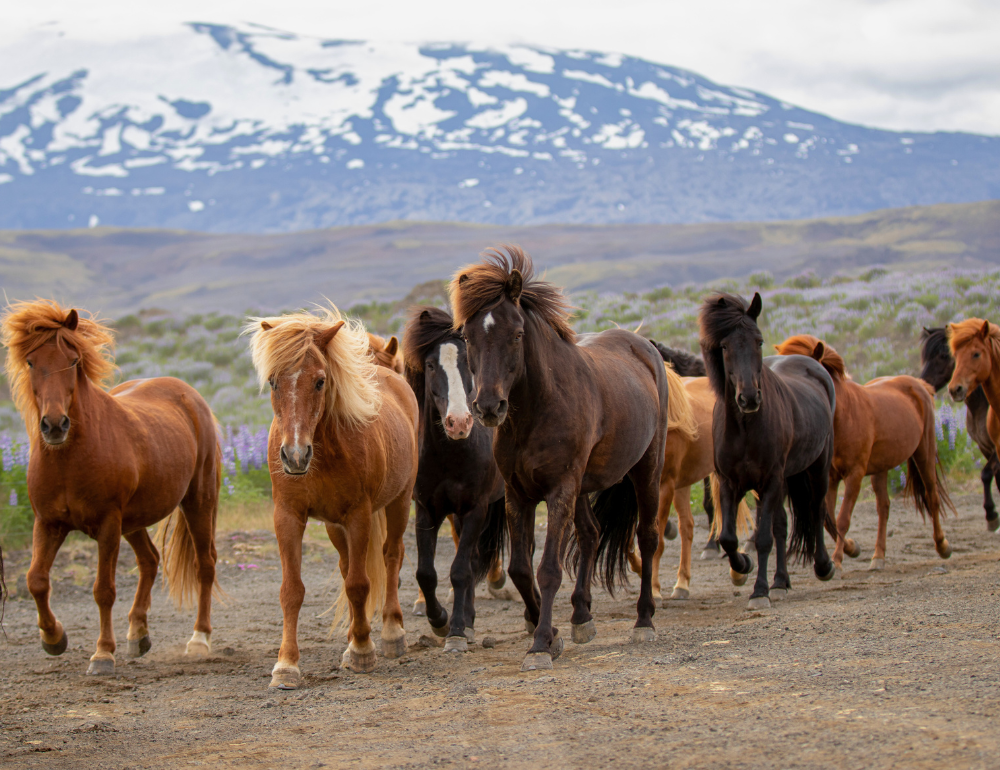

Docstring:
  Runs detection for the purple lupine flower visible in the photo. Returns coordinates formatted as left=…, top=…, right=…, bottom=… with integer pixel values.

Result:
left=9, top=489, right=17, bottom=506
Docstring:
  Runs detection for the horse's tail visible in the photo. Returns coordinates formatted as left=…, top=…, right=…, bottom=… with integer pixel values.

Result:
left=590, top=477, right=639, bottom=595
left=474, top=496, right=507, bottom=584
left=903, top=456, right=956, bottom=520
left=707, top=474, right=754, bottom=540
left=332, top=509, right=388, bottom=634
left=156, top=510, right=200, bottom=609
left=786, top=473, right=821, bottom=564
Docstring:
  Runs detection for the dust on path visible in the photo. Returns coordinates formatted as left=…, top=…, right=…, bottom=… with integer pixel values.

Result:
left=1, top=494, right=999, bottom=769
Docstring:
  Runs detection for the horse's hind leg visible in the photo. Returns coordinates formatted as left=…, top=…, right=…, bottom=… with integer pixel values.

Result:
left=381, top=492, right=410, bottom=659
left=629, top=453, right=663, bottom=641
left=179, top=485, right=219, bottom=656
left=771, top=498, right=790, bottom=596
left=671, top=485, right=694, bottom=601
left=983, top=454, right=1000, bottom=530
left=870, top=472, right=891, bottom=571
left=569, top=494, right=598, bottom=644
left=123, top=528, right=159, bottom=658
left=27, top=520, right=69, bottom=656
left=700, top=476, right=722, bottom=558
left=913, top=440, right=950, bottom=558
left=88, top=516, right=123, bottom=675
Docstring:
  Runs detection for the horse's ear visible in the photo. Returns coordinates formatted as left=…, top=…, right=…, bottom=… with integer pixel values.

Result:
left=260, top=321, right=273, bottom=331
left=717, top=297, right=727, bottom=307
left=63, top=309, right=79, bottom=331
left=315, top=320, right=346, bottom=351
left=458, top=274, right=469, bottom=285
left=385, top=336, right=399, bottom=357
left=507, top=269, right=524, bottom=303
left=420, top=309, right=432, bottom=321
left=921, top=327, right=932, bottom=339
left=980, top=320, right=991, bottom=340
left=812, top=341, right=825, bottom=362
left=747, top=292, right=762, bottom=321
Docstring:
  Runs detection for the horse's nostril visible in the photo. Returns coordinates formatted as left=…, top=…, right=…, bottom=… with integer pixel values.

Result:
left=59, top=416, right=70, bottom=432
left=40, top=416, right=51, bottom=433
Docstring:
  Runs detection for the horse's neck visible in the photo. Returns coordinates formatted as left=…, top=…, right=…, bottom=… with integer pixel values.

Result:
left=978, top=361, right=1000, bottom=415
left=512, top=319, right=579, bottom=408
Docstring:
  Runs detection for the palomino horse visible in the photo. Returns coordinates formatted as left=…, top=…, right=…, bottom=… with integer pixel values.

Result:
left=247, top=306, right=417, bottom=688
left=403, top=306, right=507, bottom=651
left=920, top=326, right=1000, bottom=532
left=701, top=293, right=836, bottom=610
left=1, top=300, right=221, bottom=675
left=776, top=335, right=953, bottom=571
left=452, top=246, right=668, bottom=671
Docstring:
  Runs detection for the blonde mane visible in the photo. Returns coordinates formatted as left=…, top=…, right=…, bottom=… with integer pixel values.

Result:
left=1, top=300, right=115, bottom=440
left=663, top=363, right=698, bottom=443
left=245, top=305, right=382, bottom=430
left=949, top=318, right=1000, bottom=364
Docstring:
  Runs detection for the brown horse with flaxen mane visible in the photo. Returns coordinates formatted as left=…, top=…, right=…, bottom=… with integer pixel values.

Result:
left=1, top=300, right=222, bottom=675
left=246, top=306, right=417, bottom=689
left=452, top=246, right=668, bottom=671
left=368, top=333, right=404, bottom=374
left=775, top=334, right=953, bottom=571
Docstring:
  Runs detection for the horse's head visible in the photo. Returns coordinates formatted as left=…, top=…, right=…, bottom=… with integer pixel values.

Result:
left=264, top=319, right=344, bottom=475
left=948, top=319, right=994, bottom=402
left=26, top=309, right=81, bottom=446
left=701, top=292, right=764, bottom=414
left=460, top=274, right=525, bottom=428
left=918, top=327, right=954, bottom=393
left=425, top=335, right=475, bottom=440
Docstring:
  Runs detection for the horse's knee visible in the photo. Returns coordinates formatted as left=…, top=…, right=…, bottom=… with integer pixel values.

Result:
left=719, top=533, right=739, bottom=553
left=93, top=583, right=116, bottom=608
left=26, top=569, right=50, bottom=600
left=280, top=577, right=305, bottom=606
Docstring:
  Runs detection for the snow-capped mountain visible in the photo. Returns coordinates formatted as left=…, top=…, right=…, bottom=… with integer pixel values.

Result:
left=1, top=22, right=998, bottom=232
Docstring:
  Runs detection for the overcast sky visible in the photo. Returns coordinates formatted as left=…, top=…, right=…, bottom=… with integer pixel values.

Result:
left=6, top=0, right=1000, bottom=135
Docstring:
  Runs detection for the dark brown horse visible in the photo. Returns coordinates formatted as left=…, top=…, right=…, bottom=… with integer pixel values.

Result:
left=247, top=306, right=417, bottom=688
left=1, top=300, right=221, bottom=675
left=701, top=293, right=836, bottom=610
left=920, top=326, right=1000, bottom=532
left=403, top=306, right=507, bottom=651
left=452, top=246, right=668, bottom=671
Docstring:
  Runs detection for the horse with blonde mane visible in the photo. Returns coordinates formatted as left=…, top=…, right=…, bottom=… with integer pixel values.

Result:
left=246, top=306, right=417, bottom=689
left=1, top=300, right=222, bottom=675
left=368, top=333, right=404, bottom=374
left=948, top=319, right=1000, bottom=482
left=775, top=334, right=953, bottom=572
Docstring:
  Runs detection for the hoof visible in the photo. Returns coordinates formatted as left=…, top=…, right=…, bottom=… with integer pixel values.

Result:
left=869, top=558, right=885, bottom=572
left=41, top=629, right=69, bottom=657
left=815, top=561, right=836, bottom=582
left=429, top=618, right=449, bottom=638
left=833, top=565, right=843, bottom=580
left=488, top=574, right=506, bottom=591
left=550, top=633, right=564, bottom=661
left=412, top=598, right=427, bottom=617
left=571, top=619, right=596, bottom=645
left=186, top=631, right=211, bottom=657
left=845, top=539, right=861, bottom=558
left=488, top=585, right=515, bottom=601
left=669, top=587, right=690, bottom=601
left=341, top=646, right=377, bottom=673
left=381, top=634, right=408, bottom=659
left=521, top=652, right=552, bottom=672
left=631, top=626, right=656, bottom=643
left=664, top=519, right=678, bottom=541
left=444, top=636, right=468, bottom=653
left=86, top=657, right=115, bottom=676
left=936, top=540, right=952, bottom=559
left=987, top=514, right=1000, bottom=533
left=730, top=568, right=749, bottom=587
left=769, top=588, right=788, bottom=602
left=269, top=666, right=301, bottom=690
left=126, top=635, right=152, bottom=659
left=747, top=595, right=770, bottom=611
left=524, top=619, right=536, bottom=635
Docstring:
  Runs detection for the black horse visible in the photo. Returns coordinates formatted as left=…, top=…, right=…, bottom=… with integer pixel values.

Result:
left=404, top=306, right=508, bottom=652
left=649, top=340, right=721, bottom=558
left=700, top=292, right=836, bottom=609
left=920, top=326, right=1000, bottom=532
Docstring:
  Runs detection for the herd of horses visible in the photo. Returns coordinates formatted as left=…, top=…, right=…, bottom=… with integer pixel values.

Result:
left=1, top=246, right=997, bottom=685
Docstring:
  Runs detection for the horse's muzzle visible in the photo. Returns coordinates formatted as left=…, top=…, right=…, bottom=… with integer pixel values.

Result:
left=472, top=399, right=508, bottom=428
left=444, top=412, right=474, bottom=440
left=949, top=384, right=966, bottom=402
left=736, top=391, right=761, bottom=414
left=40, top=415, right=71, bottom=445
left=280, top=444, right=313, bottom=475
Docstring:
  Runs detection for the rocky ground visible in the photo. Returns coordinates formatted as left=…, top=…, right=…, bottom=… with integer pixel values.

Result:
left=1, top=493, right=999, bottom=769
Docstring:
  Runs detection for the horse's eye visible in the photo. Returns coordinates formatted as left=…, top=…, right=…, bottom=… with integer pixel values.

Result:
left=27, top=361, right=33, bottom=369
left=427, top=361, right=435, bottom=370
left=72, top=358, right=80, bottom=367
left=269, top=377, right=278, bottom=391
left=973, top=352, right=981, bottom=359
left=514, top=332, right=523, bottom=342
left=315, top=378, right=325, bottom=391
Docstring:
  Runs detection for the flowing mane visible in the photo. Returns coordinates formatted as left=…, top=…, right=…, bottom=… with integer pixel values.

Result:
left=650, top=340, right=706, bottom=377
left=450, top=245, right=576, bottom=342
left=948, top=318, right=1000, bottom=362
left=245, top=305, right=381, bottom=430
left=402, top=305, right=462, bottom=410
left=774, top=334, right=850, bottom=381
left=1, top=299, right=116, bottom=440
left=663, top=363, right=698, bottom=442
left=698, top=292, right=761, bottom=397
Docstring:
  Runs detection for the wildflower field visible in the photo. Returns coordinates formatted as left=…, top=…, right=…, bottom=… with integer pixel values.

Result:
left=1, top=265, right=995, bottom=547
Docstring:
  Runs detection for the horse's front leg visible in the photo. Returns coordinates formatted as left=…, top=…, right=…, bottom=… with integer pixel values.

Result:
left=522, top=485, right=576, bottom=671
left=269, top=506, right=306, bottom=689
left=27, top=519, right=69, bottom=657
left=717, top=480, right=754, bottom=582
left=446, top=502, right=488, bottom=652
left=504, top=486, right=540, bottom=634
left=982, top=454, right=999, bottom=530
left=87, top=516, right=123, bottom=675
left=123, top=528, right=159, bottom=659
left=748, top=478, right=782, bottom=610
left=380, top=490, right=410, bottom=659
left=771, top=499, right=791, bottom=596
left=414, top=502, right=447, bottom=634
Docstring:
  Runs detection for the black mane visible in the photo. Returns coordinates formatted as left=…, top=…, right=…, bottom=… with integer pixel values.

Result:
left=650, top=340, right=706, bottom=377
left=698, top=292, right=761, bottom=397
left=920, top=326, right=949, bottom=363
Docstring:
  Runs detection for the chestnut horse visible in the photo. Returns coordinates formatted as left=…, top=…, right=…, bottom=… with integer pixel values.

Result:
left=247, top=306, right=417, bottom=689
left=1, top=300, right=221, bottom=675
left=701, top=293, right=836, bottom=610
left=776, top=335, right=953, bottom=570
left=452, top=246, right=668, bottom=671
left=948, top=319, right=1000, bottom=478
left=920, top=326, right=1000, bottom=532
left=403, top=306, right=507, bottom=651
left=368, top=333, right=404, bottom=374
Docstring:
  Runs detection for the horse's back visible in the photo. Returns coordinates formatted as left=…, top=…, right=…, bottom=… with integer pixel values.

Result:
left=764, top=355, right=835, bottom=475
left=863, top=374, right=935, bottom=458
left=110, top=376, right=217, bottom=451
left=578, top=329, right=667, bottom=403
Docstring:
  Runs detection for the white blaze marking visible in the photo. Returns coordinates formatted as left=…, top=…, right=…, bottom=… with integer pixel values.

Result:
left=289, top=370, right=301, bottom=447
left=483, top=312, right=495, bottom=333
left=439, top=343, right=470, bottom=422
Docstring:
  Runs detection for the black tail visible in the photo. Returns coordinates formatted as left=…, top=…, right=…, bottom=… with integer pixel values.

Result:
left=786, top=472, right=820, bottom=564
left=591, top=477, right=639, bottom=595
left=474, top=496, right=507, bottom=584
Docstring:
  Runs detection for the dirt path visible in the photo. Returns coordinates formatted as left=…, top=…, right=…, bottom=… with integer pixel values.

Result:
left=1, top=494, right=999, bottom=769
